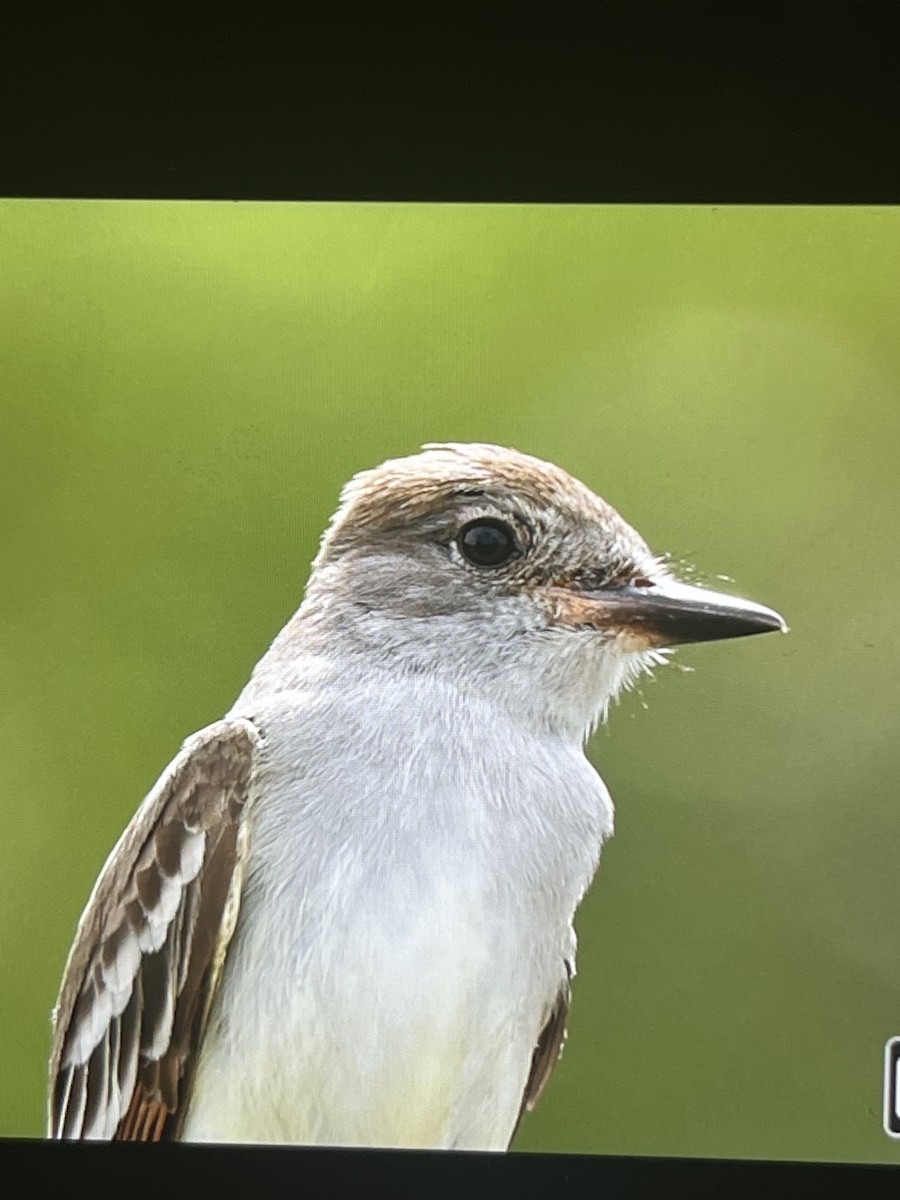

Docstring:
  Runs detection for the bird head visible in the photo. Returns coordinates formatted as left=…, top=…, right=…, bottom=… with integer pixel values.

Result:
left=300, top=443, right=786, bottom=737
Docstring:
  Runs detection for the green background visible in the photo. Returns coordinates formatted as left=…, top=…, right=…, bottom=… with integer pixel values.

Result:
left=1, top=202, right=899, bottom=1161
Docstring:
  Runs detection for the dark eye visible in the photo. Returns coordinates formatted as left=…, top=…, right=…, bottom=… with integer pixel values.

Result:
left=457, top=519, right=520, bottom=567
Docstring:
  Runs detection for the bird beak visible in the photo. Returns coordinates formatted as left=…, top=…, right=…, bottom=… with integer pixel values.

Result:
left=554, top=577, right=788, bottom=648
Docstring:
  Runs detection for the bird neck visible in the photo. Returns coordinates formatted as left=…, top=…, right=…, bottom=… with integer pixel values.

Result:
left=240, top=592, right=643, bottom=745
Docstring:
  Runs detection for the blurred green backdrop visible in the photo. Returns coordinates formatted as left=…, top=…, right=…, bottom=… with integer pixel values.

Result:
left=1, top=202, right=899, bottom=1162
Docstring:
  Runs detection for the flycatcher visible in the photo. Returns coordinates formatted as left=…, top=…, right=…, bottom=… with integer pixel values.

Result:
left=48, top=443, right=786, bottom=1148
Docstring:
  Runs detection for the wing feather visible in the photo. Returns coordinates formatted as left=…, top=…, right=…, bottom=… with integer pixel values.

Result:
left=508, top=953, right=575, bottom=1147
left=48, top=717, right=261, bottom=1140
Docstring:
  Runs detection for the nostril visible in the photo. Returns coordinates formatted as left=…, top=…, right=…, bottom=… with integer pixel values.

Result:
left=632, top=577, right=655, bottom=589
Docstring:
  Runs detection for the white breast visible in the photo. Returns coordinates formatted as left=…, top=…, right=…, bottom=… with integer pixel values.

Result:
left=181, top=669, right=613, bottom=1149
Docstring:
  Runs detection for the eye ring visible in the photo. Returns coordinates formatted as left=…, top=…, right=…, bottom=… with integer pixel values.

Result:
left=457, top=519, right=521, bottom=568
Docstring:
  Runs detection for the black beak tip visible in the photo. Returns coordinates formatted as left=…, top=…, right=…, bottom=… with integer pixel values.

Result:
left=729, top=604, right=789, bottom=637
left=658, top=593, right=789, bottom=647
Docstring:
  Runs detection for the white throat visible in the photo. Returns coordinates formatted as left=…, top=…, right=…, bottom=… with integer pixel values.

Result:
left=240, top=589, right=665, bottom=744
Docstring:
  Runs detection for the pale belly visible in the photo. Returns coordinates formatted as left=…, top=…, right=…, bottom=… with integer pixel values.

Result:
left=180, top=864, right=561, bottom=1150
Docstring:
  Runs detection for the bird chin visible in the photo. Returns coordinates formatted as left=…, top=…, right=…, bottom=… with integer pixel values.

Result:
left=612, top=628, right=668, bottom=655
left=607, top=640, right=670, bottom=703
left=563, top=634, right=671, bottom=740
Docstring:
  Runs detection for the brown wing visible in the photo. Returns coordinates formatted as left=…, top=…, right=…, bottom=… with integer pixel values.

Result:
left=508, top=957, right=574, bottom=1147
left=47, top=717, right=261, bottom=1141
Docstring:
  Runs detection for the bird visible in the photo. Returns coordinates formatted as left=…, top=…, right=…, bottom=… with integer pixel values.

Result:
left=47, top=442, right=787, bottom=1149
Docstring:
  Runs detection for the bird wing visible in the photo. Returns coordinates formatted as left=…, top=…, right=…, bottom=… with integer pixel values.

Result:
left=508, top=956, right=574, bottom=1146
left=522, top=977, right=571, bottom=1110
left=47, top=717, right=261, bottom=1141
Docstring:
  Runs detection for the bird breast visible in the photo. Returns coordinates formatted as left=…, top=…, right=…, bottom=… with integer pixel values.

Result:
left=182, top=665, right=613, bottom=1148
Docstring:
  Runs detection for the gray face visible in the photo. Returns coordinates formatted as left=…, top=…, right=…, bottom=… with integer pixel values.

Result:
left=315, top=487, right=657, bottom=625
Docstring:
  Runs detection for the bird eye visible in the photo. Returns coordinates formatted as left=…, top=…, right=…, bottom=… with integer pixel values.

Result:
left=457, top=519, right=520, bottom=568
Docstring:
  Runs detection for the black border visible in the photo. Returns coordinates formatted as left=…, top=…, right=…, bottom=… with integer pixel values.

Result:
left=1, top=1, right=898, bottom=201
left=2, top=1141, right=899, bottom=1200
